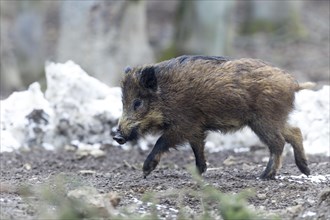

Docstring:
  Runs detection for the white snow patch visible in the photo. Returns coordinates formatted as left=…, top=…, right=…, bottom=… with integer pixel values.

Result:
left=137, top=134, right=160, bottom=151
left=289, top=86, right=330, bottom=156
left=45, top=61, right=112, bottom=102
left=0, top=83, right=53, bottom=152
left=129, top=197, right=179, bottom=219
left=233, top=147, right=250, bottom=153
left=205, top=128, right=261, bottom=153
left=302, top=211, right=316, bottom=217
left=71, top=140, right=101, bottom=151
left=0, top=129, right=21, bottom=152
left=277, top=174, right=330, bottom=184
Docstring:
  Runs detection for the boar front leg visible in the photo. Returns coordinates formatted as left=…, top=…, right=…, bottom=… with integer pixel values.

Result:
left=143, top=135, right=177, bottom=178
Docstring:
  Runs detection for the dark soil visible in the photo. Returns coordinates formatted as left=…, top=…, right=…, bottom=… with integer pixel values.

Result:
left=1, top=145, right=329, bottom=219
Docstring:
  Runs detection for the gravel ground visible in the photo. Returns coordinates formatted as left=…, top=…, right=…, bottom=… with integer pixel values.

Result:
left=1, top=145, right=329, bottom=219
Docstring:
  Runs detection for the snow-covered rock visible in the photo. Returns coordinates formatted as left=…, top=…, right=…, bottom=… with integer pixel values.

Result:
left=1, top=61, right=122, bottom=152
left=0, top=82, right=53, bottom=152
left=0, top=61, right=329, bottom=156
left=42, top=61, right=122, bottom=148
left=289, top=86, right=330, bottom=155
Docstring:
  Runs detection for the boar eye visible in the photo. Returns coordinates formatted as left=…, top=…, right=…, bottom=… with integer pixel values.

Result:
left=133, top=99, right=142, bottom=111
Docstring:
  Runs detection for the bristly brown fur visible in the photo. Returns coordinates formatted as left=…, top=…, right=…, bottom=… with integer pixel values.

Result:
left=115, top=55, right=312, bottom=179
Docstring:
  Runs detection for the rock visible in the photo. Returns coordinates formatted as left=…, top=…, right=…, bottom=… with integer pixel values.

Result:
left=67, top=186, right=119, bottom=217
left=307, top=198, right=315, bottom=205
left=180, top=206, right=195, bottom=218
left=90, top=149, right=106, bottom=158
left=107, top=192, right=121, bottom=208
left=64, top=145, right=76, bottom=151
left=286, top=204, right=302, bottom=214
left=155, top=185, right=163, bottom=190
left=294, top=198, right=305, bottom=205
left=79, top=170, right=96, bottom=175
left=256, top=193, right=267, bottom=200
left=242, top=163, right=254, bottom=171
left=223, top=156, right=237, bottom=166
left=23, top=163, right=32, bottom=171
left=75, top=143, right=106, bottom=158
left=319, top=188, right=330, bottom=205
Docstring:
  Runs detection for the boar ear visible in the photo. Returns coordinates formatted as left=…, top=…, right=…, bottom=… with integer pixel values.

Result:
left=140, top=67, right=157, bottom=91
left=124, top=66, right=132, bottom=74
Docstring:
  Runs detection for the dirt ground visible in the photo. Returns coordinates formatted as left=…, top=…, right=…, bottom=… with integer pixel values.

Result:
left=1, top=144, right=329, bottom=220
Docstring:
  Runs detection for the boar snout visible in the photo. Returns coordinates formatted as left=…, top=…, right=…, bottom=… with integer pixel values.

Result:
left=113, top=129, right=127, bottom=145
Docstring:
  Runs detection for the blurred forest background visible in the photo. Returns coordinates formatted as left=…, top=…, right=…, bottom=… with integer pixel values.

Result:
left=1, top=0, right=329, bottom=98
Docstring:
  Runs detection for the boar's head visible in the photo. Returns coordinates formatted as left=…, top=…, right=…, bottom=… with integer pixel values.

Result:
left=113, top=66, right=164, bottom=144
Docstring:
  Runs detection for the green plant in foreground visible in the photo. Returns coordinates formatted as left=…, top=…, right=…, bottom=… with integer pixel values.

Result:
left=20, top=174, right=101, bottom=220
left=185, top=166, right=262, bottom=220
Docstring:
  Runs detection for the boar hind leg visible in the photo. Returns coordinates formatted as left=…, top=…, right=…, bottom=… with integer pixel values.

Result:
left=281, top=124, right=310, bottom=176
left=190, top=138, right=207, bottom=174
left=249, top=122, right=285, bottom=179
left=143, top=135, right=176, bottom=178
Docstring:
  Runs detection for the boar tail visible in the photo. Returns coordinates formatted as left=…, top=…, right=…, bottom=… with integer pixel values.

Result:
left=296, top=82, right=316, bottom=91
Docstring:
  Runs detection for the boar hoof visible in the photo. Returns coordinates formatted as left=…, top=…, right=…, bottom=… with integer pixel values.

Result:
left=197, top=163, right=207, bottom=175
left=260, top=171, right=276, bottom=180
left=143, top=158, right=159, bottom=177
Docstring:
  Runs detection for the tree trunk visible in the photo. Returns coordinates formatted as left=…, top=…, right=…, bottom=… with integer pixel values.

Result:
left=175, top=0, right=235, bottom=56
left=240, top=0, right=304, bottom=36
left=56, top=0, right=154, bottom=86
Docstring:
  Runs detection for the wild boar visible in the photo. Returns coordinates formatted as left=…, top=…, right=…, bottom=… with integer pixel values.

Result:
left=113, top=55, right=314, bottom=179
